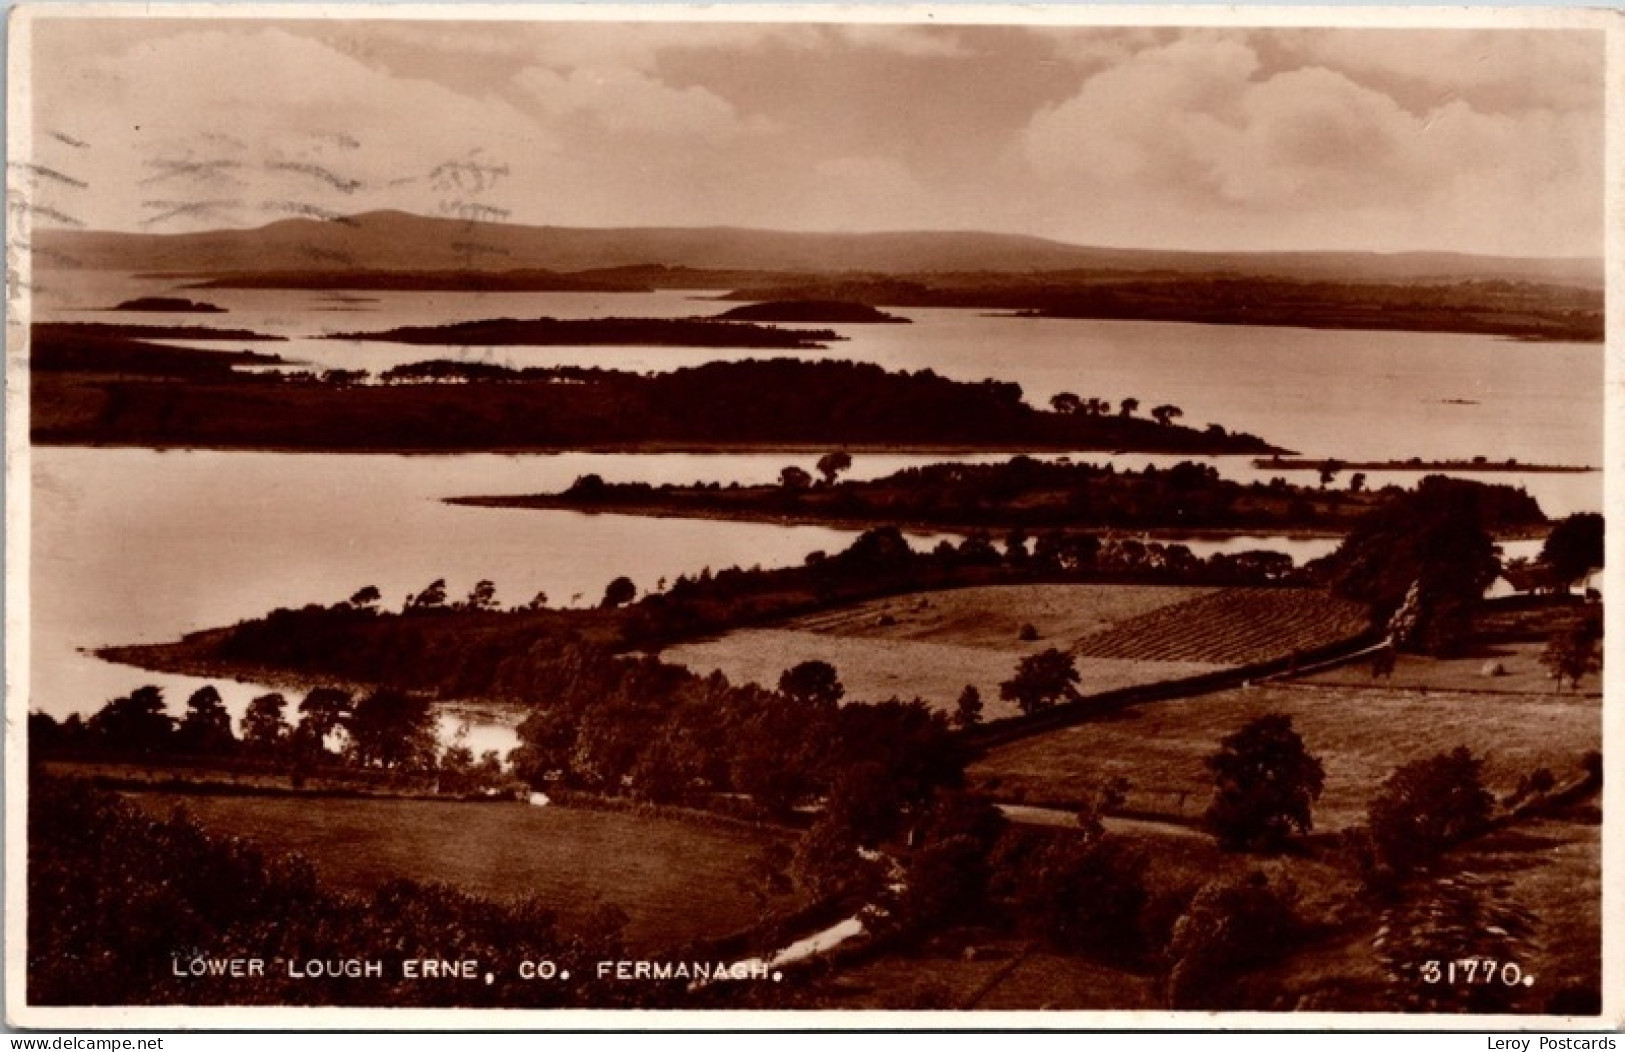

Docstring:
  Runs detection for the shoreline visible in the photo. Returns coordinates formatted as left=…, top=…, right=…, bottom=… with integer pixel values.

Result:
left=1254, top=457, right=1596, bottom=474
left=443, top=495, right=1553, bottom=543
left=32, top=439, right=1293, bottom=458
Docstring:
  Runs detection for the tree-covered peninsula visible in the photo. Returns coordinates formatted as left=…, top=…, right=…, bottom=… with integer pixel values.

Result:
left=31, top=328, right=1282, bottom=454
left=451, top=457, right=1549, bottom=537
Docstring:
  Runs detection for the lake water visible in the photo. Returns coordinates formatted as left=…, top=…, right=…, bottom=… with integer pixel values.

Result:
left=22, top=278, right=1603, bottom=751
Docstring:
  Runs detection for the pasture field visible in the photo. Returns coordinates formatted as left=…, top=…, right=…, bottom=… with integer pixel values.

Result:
left=1225, top=813, right=1601, bottom=1013
left=662, top=628, right=1225, bottom=719
left=794, top=937, right=1161, bottom=1010
left=121, top=792, right=800, bottom=952
left=795, top=821, right=1362, bottom=1010
left=971, top=655, right=1600, bottom=829
left=798, top=802, right=1598, bottom=1011
left=1300, top=641, right=1600, bottom=697
left=661, top=583, right=1366, bottom=719
left=1443, top=815, right=1602, bottom=1009
left=787, top=584, right=1212, bottom=648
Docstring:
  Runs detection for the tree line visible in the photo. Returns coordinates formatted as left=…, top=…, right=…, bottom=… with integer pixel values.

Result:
left=35, top=337, right=1280, bottom=453
left=526, top=458, right=1548, bottom=536
left=29, top=682, right=512, bottom=795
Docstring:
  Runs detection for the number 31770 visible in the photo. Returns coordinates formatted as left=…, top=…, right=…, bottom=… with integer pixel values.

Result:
left=1421, top=959, right=1534, bottom=987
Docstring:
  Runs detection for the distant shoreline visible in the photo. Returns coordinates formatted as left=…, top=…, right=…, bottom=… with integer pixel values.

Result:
left=444, top=494, right=1553, bottom=543
left=33, top=439, right=1288, bottom=457
left=1253, top=458, right=1596, bottom=474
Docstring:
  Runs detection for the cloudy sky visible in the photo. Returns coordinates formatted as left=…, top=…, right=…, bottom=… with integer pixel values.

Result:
left=21, top=14, right=1608, bottom=257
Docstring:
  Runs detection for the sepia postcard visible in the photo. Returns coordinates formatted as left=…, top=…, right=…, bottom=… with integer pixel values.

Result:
left=4, top=3, right=1620, bottom=1030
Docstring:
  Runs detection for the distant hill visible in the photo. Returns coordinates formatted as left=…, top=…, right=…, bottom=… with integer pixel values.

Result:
left=32, top=210, right=1603, bottom=289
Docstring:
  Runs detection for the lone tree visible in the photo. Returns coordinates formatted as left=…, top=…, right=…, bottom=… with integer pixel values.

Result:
left=953, top=684, right=984, bottom=729
left=999, top=648, right=1080, bottom=715
left=778, top=660, right=844, bottom=709
left=296, top=686, right=354, bottom=752
left=88, top=685, right=173, bottom=756
left=1540, top=613, right=1602, bottom=691
left=1119, top=397, right=1140, bottom=418
left=1150, top=403, right=1183, bottom=427
left=406, top=578, right=448, bottom=611
left=240, top=692, right=290, bottom=754
left=1204, top=714, right=1325, bottom=852
left=177, top=685, right=236, bottom=754
left=348, top=585, right=382, bottom=611
left=1539, top=512, right=1604, bottom=592
left=600, top=575, right=637, bottom=608
left=1049, top=391, right=1083, bottom=416
left=346, top=689, right=438, bottom=771
left=815, top=450, right=853, bottom=486
left=1167, top=871, right=1300, bottom=1009
left=464, top=579, right=498, bottom=611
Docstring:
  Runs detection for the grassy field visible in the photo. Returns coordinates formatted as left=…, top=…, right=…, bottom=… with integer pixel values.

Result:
left=787, top=584, right=1213, bottom=647
left=661, top=584, right=1220, bottom=718
left=1300, top=641, right=1601, bottom=697
left=795, top=793, right=1599, bottom=1011
left=121, top=792, right=799, bottom=952
left=971, top=650, right=1601, bottom=829
left=796, top=936, right=1162, bottom=1010
left=794, top=818, right=1365, bottom=1010
left=1443, top=814, right=1603, bottom=1011
left=1223, top=811, right=1602, bottom=1014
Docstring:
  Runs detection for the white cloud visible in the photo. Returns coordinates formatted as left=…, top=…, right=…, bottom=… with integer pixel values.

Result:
left=1279, top=29, right=1604, bottom=114
left=829, top=24, right=970, bottom=58
left=515, top=64, right=772, bottom=142
left=37, top=27, right=552, bottom=232
left=1019, top=35, right=1602, bottom=255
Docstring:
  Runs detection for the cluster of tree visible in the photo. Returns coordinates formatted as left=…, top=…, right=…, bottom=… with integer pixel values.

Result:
left=853, top=712, right=1569, bottom=1010
left=509, top=654, right=964, bottom=827
left=1164, top=870, right=1306, bottom=1010
left=1540, top=607, right=1603, bottom=691
left=30, top=682, right=508, bottom=791
left=27, top=777, right=657, bottom=1008
left=1311, top=476, right=1551, bottom=654
left=1050, top=393, right=1183, bottom=427
left=1358, top=747, right=1496, bottom=887
left=328, top=315, right=840, bottom=349
left=716, top=300, right=908, bottom=325
left=34, top=337, right=1278, bottom=454
left=30, top=329, right=285, bottom=378
left=1175, top=718, right=1564, bottom=1009
left=1538, top=511, right=1605, bottom=592
left=109, top=528, right=1316, bottom=718
left=499, top=456, right=1518, bottom=535
left=790, top=772, right=1310, bottom=1008
left=775, top=782, right=1161, bottom=980
left=1195, top=713, right=1505, bottom=873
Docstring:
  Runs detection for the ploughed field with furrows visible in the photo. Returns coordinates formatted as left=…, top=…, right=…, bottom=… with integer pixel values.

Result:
left=786, top=584, right=1213, bottom=647
left=662, top=584, right=1369, bottom=720
left=1069, top=587, right=1372, bottom=665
